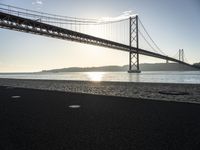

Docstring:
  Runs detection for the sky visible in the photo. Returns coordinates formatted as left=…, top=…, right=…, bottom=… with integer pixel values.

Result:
left=0, top=0, right=199, bottom=72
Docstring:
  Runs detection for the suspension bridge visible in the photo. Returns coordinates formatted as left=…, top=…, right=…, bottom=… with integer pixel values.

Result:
left=0, top=4, right=195, bottom=73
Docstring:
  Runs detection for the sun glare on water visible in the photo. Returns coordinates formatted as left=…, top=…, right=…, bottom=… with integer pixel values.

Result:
left=85, top=72, right=105, bottom=81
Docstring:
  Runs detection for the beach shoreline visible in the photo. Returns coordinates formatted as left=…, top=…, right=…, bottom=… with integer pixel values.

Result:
left=0, top=78, right=200, bottom=104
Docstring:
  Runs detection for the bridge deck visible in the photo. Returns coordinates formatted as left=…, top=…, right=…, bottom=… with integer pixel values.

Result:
left=0, top=11, right=194, bottom=68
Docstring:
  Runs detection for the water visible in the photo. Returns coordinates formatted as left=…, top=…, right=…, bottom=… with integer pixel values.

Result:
left=0, top=71, right=200, bottom=84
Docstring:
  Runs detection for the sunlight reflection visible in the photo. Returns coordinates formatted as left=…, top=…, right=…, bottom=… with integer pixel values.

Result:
left=85, top=72, right=105, bottom=82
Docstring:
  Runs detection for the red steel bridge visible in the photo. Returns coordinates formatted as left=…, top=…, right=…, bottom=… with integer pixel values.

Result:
left=0, top=4, right=195, bottom=73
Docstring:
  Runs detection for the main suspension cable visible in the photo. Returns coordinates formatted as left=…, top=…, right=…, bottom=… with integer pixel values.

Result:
left=138, top=18, right=166, bottom=55
left=138, top=30, right=159, bottom=53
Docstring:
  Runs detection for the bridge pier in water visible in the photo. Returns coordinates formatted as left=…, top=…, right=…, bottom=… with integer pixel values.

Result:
left=128, top=15, right=141, bottom=73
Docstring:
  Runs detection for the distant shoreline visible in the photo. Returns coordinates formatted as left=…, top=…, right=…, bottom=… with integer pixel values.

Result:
left=0, top=63, right=199, bottom=74
left=0, top=70, right=200, bottom=74
left=41, top=63, right=199, bottom=73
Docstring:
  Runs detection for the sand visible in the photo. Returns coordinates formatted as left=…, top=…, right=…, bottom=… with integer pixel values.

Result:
left=0, top=78, right=200, bottom=104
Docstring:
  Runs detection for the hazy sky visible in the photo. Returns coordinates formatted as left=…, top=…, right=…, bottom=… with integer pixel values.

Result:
left=0, top=0, right=199, bottom=72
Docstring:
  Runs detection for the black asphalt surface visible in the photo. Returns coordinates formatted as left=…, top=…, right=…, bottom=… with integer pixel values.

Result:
left=0, top=86, right=200, bottom=150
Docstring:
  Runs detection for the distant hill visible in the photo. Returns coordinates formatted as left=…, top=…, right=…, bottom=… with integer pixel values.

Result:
left=42, top=65, right=127, bottom=72
left=139, top=63, right=198, bottom=71
left=41, top=63, right=199, bottom=72
left=194, top=63, right=200, bottom=69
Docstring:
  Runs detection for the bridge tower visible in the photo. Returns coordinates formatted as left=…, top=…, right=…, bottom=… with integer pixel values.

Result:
left=179, top=49, right=184, bottom=62
left=128, top=15, right=141, bottom=73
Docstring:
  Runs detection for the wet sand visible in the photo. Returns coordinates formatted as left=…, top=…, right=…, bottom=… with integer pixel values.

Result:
left=1, top=86, right=200, bottom=149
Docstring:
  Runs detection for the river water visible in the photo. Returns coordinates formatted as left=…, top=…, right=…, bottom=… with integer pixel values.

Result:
left=0, top=71, right=200, bottom=84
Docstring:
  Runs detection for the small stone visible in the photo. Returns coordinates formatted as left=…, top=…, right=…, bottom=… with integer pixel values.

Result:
left=11, top=96, right=21, bottom=99
left=68, top=105, right=80, bottom=109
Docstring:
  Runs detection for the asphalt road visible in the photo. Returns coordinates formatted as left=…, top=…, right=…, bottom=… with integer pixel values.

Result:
left=0, top=86, right=200, bottom=150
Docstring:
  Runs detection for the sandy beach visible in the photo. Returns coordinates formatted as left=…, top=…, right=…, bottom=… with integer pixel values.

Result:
left=0, top=78, right=200, bottom=104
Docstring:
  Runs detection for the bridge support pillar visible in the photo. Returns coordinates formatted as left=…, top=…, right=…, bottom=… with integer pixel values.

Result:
left=128, top=15, right=141, bottom=73
left=179, top=49, right=184, bottom=62
left=128, top=52, right=140, bottom=73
